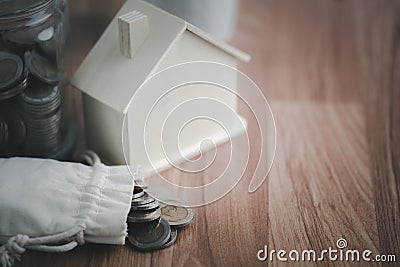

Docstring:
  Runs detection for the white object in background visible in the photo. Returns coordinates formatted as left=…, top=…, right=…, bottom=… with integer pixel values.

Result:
left=71, top=0, right=250, bottom=179
left=118, top=10, right=149, bottom=58
left=145, top=0, right=240, bottom=41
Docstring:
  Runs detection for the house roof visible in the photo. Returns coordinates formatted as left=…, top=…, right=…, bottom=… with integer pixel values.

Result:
left=71, top=0, right=250, bottom=113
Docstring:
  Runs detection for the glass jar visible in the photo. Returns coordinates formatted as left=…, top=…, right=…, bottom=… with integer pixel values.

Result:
left=0, top=0, right=74, bottom=159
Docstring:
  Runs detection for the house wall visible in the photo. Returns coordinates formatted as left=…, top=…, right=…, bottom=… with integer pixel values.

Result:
left=125, top=30, right=244, bottom=173
left=152, top=30, right=239, bottom=116
left=83, top=95, right=127, bottom=164
left=83, top=30, right=245, bottom=172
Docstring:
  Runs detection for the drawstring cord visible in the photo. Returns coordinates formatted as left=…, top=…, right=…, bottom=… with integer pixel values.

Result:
left=0, top=225, right=85, bottom=267
left=74, top=150, right=101, bottom=167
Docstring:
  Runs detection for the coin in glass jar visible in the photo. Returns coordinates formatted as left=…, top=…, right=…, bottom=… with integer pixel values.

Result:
left=24, top=50, right=64, bottom=85
left=0, top=51, right=26, bottom=100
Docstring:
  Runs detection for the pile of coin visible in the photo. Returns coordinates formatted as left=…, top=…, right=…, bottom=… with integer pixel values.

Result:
left=127, top=186, right=194, bottom=251
left=0, top=1, right=74, bottom=159
left=0, top=51, right=28, bottom=100
left=0, top=38, right=72, bottom=158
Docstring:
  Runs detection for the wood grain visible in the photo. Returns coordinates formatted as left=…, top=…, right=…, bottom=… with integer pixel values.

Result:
left=352, top=0, right=400, bottom=260
left=15, top=0, right=400, bottom=266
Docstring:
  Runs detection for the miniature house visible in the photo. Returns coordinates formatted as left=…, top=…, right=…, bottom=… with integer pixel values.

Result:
left=71, top=0, right=250, bottom=176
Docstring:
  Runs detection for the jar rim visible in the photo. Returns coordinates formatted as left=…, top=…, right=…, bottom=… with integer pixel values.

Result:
left=0, top=0, right=55, bottom=30
left=0, top=0, right=53, bottom=20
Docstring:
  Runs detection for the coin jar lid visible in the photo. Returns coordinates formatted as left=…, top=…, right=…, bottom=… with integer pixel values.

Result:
left=0, top=51, right=24, bottom=91
left=24, top=50, right=63, bottom=85
left=127, top=219, right=171, bottom=251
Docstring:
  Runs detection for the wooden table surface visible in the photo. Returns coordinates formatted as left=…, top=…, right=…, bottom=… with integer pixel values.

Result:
left=17, top=0, right=399, bottom=266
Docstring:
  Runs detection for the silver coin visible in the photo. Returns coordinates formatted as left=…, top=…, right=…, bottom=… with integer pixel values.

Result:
left=24, top=50, right=64, bottom=85
left=21, top=82, right=60, bottom=106
left=131, top=200, right=160, bottom=211
left=127, top=219, right=171, bottom=251
left=160, top=205, right=194, bottom=228
left=127, top=208, right=161, bottom=223
left=128, top=218, right=160, bottom=236
left=131, top=194, right=155, bottom=206
left=25, top=126, right=61, bottom=140
left=25, top=109, right=62, bottom=125
left=0, top=51, right=23, bottom=90
left=36, top=26, right=58, bottom=58
left=159, top=198, right=190, bottom=208
left=27, top=122, right=60, bottom=134
left=23, top=84, right=61, bottom=104
left=26, top=118, right=61, bottom=130
left=47, top=119, right=76, bottom=160
left=2, top=27, right=39, bottom=46
left=37, top=26, right=54, bottom=42
left=132, top=186, right=145, bottom=199
left=159, top=227, right=178, bottom=249
left=0, top=75, right=29, bottom=100
left=26, top=113, right=62, bottom=127
left=0, top=52, right=27, bottom=100
left=5, top=112, right=26, bottom=145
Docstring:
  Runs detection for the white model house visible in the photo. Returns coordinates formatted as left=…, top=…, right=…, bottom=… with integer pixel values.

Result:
left=71, top=0, right=250, bottom=176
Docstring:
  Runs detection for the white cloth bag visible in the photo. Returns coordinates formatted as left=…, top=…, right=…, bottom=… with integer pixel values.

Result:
left=0, top=157, right=134, bottom=266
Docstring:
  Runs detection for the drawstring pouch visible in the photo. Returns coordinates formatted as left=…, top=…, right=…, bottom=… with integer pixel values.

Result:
left=0, top=156, right=134, bottom=267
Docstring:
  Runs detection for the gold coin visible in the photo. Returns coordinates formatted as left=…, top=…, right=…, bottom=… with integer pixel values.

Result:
left=160, top=205, right=194, bottom=227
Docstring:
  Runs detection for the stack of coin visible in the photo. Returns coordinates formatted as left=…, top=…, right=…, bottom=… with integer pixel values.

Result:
left=20, top=80, right=61, bottom=155
left=24, top=50, right=64, bottom=85
left=0, top=10, right=72, bottom=159
left=0, top=49, right=65, bottom=157
left=127, top=186, right=169, bottom=251
left=127, top=186, right=194, bottom=251
left=47, top=118, right=76, bottom=160
left=19, top=50, right=63, bottom=157
left=0, top=105, right=27, bottom=156
left=0, top=51, right=28, bottom=100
